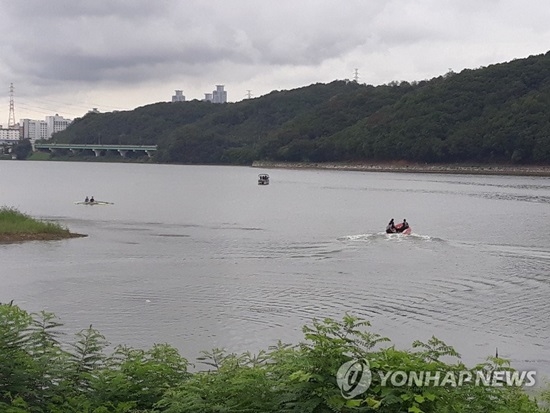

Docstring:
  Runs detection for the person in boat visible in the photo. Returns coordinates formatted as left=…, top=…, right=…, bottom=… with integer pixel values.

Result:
left=397, top=219, right=409, bottom=233
left=386, top=218, right=396, bottom=234
left=85, top=196, right=89, bottom=203
left=90, top=196, right=95, bottom=203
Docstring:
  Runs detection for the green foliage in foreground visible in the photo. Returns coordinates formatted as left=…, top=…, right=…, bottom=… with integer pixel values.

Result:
left=1, top=303, right=549, bottom=413
left=0, top=207, right=67, bottom=235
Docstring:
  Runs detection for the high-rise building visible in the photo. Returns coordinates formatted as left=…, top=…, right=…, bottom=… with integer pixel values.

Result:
left=17, top=114, right=71, bottom=142
left=172, top=90, right=186, bottom=102
left=212, top=85, right=227, bottom=103
left=18, top=115, right=71, bottom=143
left=203, top=85, right=227, bottom=103
left=45, top=114, right=72, bottom=138
left=21, top=119, right=48, bottom=142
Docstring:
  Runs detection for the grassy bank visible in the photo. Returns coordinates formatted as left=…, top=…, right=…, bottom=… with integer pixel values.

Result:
left=26, top=151, right=52, bottom=161
left=0, top=207, right=85, bottom=242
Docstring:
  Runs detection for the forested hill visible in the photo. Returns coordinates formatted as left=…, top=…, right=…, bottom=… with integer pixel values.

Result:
left=52, top=51, right=550, bottom=164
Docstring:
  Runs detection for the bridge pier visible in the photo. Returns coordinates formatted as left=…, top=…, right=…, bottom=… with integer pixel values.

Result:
left=93, top=149, right=102, bottom=157
left=118, top=149, right=128, bottom=158
left=145, top=150, right=154, bottom=158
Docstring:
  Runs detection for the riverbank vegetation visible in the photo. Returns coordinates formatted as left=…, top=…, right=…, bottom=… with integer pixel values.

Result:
left=1, top=302, right=548, bottom=412
left=49, top=51, right=550, bottom=166
left=0, top=207, right=84, bottom=242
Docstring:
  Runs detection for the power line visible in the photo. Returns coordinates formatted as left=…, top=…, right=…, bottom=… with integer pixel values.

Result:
left=14, top=99, right=134, bottom=120
left=16, top=102, right=81, bottom=119
left=37, top=97, right=129, bottom=112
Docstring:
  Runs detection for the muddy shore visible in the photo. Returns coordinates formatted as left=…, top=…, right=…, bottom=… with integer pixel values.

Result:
left=251, top=161, right=550, bottom=177
left=0, top=232, right=87, bottom=244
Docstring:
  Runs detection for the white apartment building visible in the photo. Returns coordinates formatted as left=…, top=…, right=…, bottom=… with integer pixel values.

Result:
left=203, top=85, right=227, bottom=103
left=45, top=114, right=72, bottom=138
left=0, top=127, right=20, bottom=143
left=19, top=115, right=71, bottom=142
left=212, top=85, right=227, bottom=103
left=172, top=90, right=186, bottom=102
left=21, top=119, right=48, bottom=142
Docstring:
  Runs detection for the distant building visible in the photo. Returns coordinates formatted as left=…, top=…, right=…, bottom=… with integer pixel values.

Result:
left=0, top=127, right=20, bottom=142
left=19, top=115, right=71, bottom=143
left=213, top=85, right=227, bottom=103
left=0, top=124, right=20, bottom=156
left=21, top=119, right=48, bottom=142
left=172, top=90, right=186, bottom=102
left=0, top=133, right=20, bottom=155
left=45, top=114, right=72, bottom=138
left=203, top=85, right=227, bottom=103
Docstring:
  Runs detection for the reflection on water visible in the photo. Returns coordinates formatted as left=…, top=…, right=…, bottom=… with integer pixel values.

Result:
left=0, top=161, right=549, bottom=377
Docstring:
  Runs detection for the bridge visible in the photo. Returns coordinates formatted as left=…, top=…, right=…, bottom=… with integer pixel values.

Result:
left=34, top=143, right=158, bottom=158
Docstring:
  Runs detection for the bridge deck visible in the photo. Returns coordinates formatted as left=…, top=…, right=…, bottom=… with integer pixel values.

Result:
left=35, top=143, right=157, bottom=150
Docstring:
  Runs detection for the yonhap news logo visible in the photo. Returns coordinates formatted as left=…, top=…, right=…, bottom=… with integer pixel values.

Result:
left=336, top=358, right=536, bottom=399
left=336, top=358, right=372, bottom=399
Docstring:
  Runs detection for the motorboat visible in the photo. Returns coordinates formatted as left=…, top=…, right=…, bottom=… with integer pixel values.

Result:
left=258, top=174, right=270, bottom=185
left=394, top=222, right=411, bottom=234
left=386, top=222, right=411, bottom=235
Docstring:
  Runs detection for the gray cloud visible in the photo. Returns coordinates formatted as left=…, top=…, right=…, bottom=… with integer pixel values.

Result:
left=0, top=0, right=549, bottom=122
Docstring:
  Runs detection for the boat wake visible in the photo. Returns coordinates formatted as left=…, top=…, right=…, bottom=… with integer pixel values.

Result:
left=338, top=232, right=443, bottom=243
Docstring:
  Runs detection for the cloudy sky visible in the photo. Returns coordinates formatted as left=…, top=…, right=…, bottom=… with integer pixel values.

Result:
left=1, top=0, right=549, bottom=126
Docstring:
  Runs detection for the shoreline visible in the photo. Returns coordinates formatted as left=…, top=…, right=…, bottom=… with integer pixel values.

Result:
left=0, top=207, right=87, bottom=244
left=251, top=161, right=550, bottom=177
left=0, top=232, right=87, bottom=244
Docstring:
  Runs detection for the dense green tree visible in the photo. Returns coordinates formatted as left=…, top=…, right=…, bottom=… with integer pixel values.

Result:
left=48, top=51, right=550, bottom=165
left=12, top=139, right=32, bottom=160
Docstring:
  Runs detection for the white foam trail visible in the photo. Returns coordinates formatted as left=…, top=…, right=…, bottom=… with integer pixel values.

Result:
left=339, top=232, right=441, bottom=242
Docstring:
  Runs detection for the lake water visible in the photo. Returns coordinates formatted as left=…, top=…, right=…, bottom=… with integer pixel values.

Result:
left=1, top=161, right=549, bottom=377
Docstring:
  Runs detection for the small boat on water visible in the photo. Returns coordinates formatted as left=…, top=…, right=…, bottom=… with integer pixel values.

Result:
left=392, top=222, right=411, bottom=235
left=258, top=174, right=270, bottom=185
left=385, top=219, right=411, bottom=235
left=74, top=200, right=114, bottom=206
